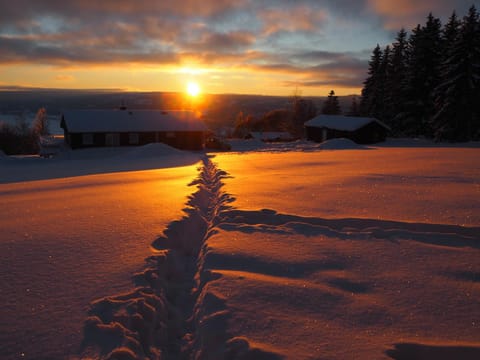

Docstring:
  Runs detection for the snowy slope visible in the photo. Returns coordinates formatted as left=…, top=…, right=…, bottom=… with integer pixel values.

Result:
left=200, top=149, right=480, bottom=358
left=1, top=141, right=479, bottom=359
left=214, top=147, right=479, bottom=225
left=0, top=143, right=200, bottom=184
left=0, top=146, right=202, bottom=359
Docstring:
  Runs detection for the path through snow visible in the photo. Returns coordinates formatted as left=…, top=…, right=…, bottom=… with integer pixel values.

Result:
left=80, top=156, right=241, bottom=359
left=77, top=151, right=480, bottom=359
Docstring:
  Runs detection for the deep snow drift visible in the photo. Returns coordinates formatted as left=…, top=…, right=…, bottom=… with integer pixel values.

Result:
left=0, top=141, right=479, bottom=359
left=0, top=143, right=199, bottom=183
left=0, top=145, right=202, bottom=359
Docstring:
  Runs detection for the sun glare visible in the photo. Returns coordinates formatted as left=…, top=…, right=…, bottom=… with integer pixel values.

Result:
left=187, top=81, right=200, bottom=97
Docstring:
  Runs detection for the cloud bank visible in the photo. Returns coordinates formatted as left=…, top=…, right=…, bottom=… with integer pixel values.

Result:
left=0, top=0, right=471, bottom=94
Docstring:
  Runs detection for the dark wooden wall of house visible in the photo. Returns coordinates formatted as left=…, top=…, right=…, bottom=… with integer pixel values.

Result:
left=351, top=122, right=388, bottom=144
left=155, top=131, right=205, bottom=150
left=66, top=131, right=205, bottom=150
left=305, top=122, right=387, bottom=144
left=67, top=133, right=105, bottom=149
left=305, top=126, right=325, bottom=142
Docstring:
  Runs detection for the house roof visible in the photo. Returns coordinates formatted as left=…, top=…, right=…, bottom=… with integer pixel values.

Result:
left=61, top=110, right=207, bottom=133
left=304, top=115, right=390, bottom=131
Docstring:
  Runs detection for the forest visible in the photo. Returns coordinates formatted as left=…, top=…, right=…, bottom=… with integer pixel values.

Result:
left=360, top=5, right=480, bottom=141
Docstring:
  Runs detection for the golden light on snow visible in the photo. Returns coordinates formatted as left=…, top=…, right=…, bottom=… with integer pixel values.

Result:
left=186, top=81, right=201, bottom=97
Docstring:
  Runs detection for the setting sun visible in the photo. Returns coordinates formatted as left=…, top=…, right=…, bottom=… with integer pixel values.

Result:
left=187, top=81, right=200, bottom=97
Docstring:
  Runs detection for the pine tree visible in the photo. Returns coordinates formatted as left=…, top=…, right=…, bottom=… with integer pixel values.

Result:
left=432, top=11, right=461, bottom=139
left=433, top=5, right=480, bottom=141
left=422, top=13, right=443, bottom=95
left=399, top=14, right=443, bottom=136
left=359, top=6, right=480, bottom=141
left=360, top=44, right=383, bottom=118
left=347, top=96, right=361, bottom=116
left=443, top=11, right=462, bottom=45
left=321, top=90, right=341, bottom=115
left=376, top=45, right=391, bottom=121
left=385, top=29, right=408, bottom=133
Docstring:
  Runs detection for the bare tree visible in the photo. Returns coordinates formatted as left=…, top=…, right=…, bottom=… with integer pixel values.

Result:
left=288, top=87, right=317, bottom=137
left=32, top=107, right=49, bottom=136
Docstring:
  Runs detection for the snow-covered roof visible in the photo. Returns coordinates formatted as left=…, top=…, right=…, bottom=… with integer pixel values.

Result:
left=61, top=110, right=207, bottom=133
left=304, top=115, right=390, bottom=131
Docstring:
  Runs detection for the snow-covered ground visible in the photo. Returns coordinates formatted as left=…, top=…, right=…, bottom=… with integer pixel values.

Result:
left=0, top=144, right=202, bottom=359
left=0, top=139, right=479, bottom=359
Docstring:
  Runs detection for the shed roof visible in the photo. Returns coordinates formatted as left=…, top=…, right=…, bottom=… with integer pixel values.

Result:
left=304, top=115, right=390, bottom=131
left=61, top=110, right=207, bottom=133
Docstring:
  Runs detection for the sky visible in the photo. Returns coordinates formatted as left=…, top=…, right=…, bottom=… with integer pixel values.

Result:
left=0, top=0, right=474, bottom=96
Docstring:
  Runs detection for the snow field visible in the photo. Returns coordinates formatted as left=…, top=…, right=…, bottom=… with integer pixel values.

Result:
left=0, top=143, right=200, bottom=183
left=214, top=148, right=480, bottom=226
left=201, top=149, right=480, bottom=359
left=0, top=148, right=202, bottom=360
left=77, top=147, right=480, bottom=359
left=1, top=142, right=480, bottom=359
left=202, top=209, right=480, bottom=358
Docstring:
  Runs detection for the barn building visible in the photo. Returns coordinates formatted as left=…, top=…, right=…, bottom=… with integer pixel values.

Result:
left=304, top=115, right=390, bottom=144
left=61, top=109, right=208, bottom=150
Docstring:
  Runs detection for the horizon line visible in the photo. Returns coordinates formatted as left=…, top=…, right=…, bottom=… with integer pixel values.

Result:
left=0, top=85, right=361, bottom=98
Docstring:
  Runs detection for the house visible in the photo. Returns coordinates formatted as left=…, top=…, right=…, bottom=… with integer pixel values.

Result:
left=61, top=109, right=208, bottom=150
left=304, top=115, right=390, bottom=144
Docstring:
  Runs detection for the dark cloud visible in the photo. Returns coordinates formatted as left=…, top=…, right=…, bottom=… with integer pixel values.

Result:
left=184, top=30, right=256, bottom=52
left=0, top=34, right=179, bottom=65
left=241, top=48, right=368, bottom=89
left=0, top=0, right=255, bottom=65
left=0, top=0, right=242, bottom=23
left=311, top=54, right=369, bottom=88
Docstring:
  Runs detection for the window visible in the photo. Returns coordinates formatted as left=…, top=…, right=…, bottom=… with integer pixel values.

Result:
left=105, top=133, right=120, bottom=146
left=82, top=133, right=94, bottom=145
left=322, top=128, right=328, bottom=142
left=129, top=133, right=139, bottom=144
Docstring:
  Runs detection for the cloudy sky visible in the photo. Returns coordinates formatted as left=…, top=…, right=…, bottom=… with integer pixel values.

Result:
left=0, top=0, right=473, bottom=96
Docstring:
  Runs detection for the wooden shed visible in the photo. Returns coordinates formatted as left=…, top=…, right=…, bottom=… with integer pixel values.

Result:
left=61, top=109, right=207, bottom=150
left=304, top=115, right=390, bottom=144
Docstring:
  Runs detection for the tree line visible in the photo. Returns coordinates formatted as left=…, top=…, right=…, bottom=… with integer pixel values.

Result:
left=360, top=5, right=480, bottom=141
left=0, top=108, right=49, bottom=155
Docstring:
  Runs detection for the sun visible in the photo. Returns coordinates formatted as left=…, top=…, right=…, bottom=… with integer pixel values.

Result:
left=187, top=81, right=201, bottom=97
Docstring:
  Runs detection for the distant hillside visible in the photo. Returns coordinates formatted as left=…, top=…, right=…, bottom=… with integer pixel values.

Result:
left=0, top=89, right=359, bottom=129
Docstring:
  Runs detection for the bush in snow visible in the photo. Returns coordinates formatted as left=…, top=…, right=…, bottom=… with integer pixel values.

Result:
left=0, top=119, right=38, bottom=155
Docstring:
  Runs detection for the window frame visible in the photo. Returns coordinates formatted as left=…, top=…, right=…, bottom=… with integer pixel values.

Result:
left=82, top=133, right=94, bottom=145
left=129, top=133, right=139, bottom=145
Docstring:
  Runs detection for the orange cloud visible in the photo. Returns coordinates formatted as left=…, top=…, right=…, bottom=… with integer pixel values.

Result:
left=367, top=0, right=461, bottom=29
left=55, top=74, right=75, bottom=81
left=260, top=6, right=327, bottom=35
